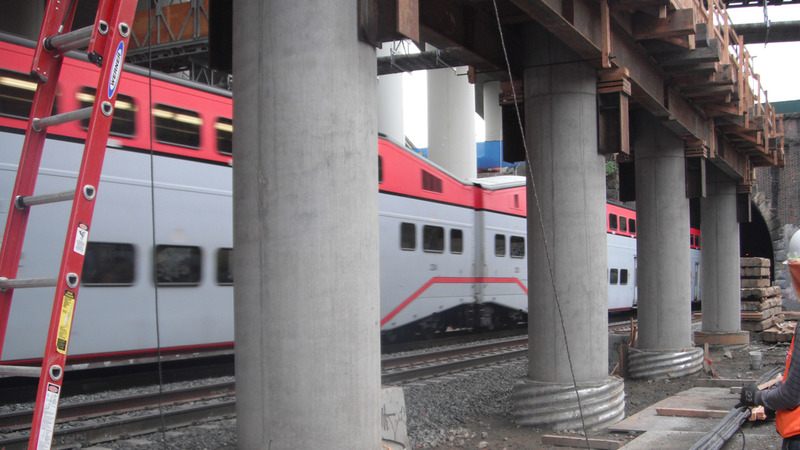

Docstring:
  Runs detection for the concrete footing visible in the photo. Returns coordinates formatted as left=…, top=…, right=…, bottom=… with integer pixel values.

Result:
left=513, top=377, right=625, bottom=430
left=694, top=331, right=750, bottom=346
left=627, top=347, right=704, bottom=380
left=382, top=386, right=409, bottom=449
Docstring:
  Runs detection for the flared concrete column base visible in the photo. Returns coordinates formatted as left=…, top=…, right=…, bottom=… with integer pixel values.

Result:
left=694, top=331, right=750, bottom=349
left=628, top=347, right=704, bottom=380
left=512, top=376, right=625, bottom=430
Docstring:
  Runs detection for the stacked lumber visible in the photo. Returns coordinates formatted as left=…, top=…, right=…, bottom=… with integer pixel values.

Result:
left=740, top=257, right=782, bottom=332
left=762, top=320, right=796, bottom=343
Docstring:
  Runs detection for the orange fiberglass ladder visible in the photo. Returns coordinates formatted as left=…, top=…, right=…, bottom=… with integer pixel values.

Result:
left=0, top=0, right=137, bottom=448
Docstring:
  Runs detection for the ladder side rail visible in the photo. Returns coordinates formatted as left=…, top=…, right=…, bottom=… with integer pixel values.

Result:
left=0, top=0, right=79, bottom=358
left=27, top=1, right=139, bottom=448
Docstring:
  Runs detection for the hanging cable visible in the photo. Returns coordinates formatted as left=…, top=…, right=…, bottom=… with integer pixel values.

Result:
left=490, top=0, right=591, bottom=446
left=145, top=1, right=168, bottom=447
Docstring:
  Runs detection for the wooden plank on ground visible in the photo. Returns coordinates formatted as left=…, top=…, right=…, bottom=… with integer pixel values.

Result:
left=541, top=434, right=624, bottom=449
left=655, top=407, right=729, bottom=419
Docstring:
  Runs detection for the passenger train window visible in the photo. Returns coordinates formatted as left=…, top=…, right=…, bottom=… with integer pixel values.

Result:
left=400, top=223, right=416, bottom=250
left=695, top=235, right=700, bottom=247
left=215, top=117, right=233, bottom=156
left=608, top=214, right=618, bottom=231
left=82, top=242, right=135, bottom=286
left=153, top=103, right=202, bottom=149
left=450, top=229, right=463, bottom=254
left=609, top=268, right=619, bottom=285
left=0, top=69, right=38, bottom=119
left=628, top=219, right=636, bottom=234
left=620, top=269, right=629, bottom=285
left=77, top=87, right=136, bottom=137
left=423, top=225, right=444, bottom=253
left=619, top=217, right=627, bottom=232
left=378, top=155, right=383, bottom=183
left=155, top=245, right=202, bottom=285
left=217, top=248, right=233, bottom=285
left=510, top=236, right=525, bottom=258
left=495, top=234, right=506, bottom=257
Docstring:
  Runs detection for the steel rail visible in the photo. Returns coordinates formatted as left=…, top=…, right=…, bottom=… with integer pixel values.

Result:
left=0, top=400, right=236, bottom=450
left=0, top=381, right=234, bottom=430
left=382, top=337, right=529, bottom=370
left=382, top=348, right=528, bottom=384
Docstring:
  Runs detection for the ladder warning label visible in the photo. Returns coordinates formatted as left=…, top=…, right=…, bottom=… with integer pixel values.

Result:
left=37, top=382, right=60, bottom=450
left=73, top=222, right=89, bottom=255
left=56, top=291, right=76, bottom=355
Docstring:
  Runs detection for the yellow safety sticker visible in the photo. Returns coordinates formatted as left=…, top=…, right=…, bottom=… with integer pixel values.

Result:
left=56, top=291, right=76, bottom=355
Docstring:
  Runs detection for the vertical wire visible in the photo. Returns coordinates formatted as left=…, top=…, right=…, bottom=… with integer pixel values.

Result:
left=145, top=0, right=169, bottom=446
left=490, top=0, right=591, bottom=444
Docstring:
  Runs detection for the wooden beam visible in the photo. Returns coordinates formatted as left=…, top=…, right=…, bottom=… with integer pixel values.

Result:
left=632, top=8, right=695, bottom=41
left=397, top=0, right=419, bottom=42
left=656, top=407, right=729, bottom=419
left=419, top=0, right=511, bottom=79
left=541, top=434, right=625, bottom=449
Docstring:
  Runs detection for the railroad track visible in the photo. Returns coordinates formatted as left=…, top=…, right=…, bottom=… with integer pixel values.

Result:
left=0, top=338, right=527, bottom=448
left=4, top=323, right=651, bottom=448
left=381, top=337, right=529, bottom=384
left=0, top=322, right=638, bottom=447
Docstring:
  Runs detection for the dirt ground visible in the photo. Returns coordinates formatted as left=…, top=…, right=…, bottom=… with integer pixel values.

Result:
left=427, top=335, right=791, bottom=449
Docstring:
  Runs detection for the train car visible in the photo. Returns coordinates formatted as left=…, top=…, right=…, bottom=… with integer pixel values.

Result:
left=606, top=203, right=638, bottom=311
left=0, top=32, right=702, bottom=365
left=690, top=228, right=702, bottom=302
left=0, top=33, right=234, bottom=365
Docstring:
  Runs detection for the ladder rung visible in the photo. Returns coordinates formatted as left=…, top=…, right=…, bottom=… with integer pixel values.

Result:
left=0, top=365, right=41, bottom=378
left=33, top=107, right=92, bottom=132
left=15, top=190, right=75, bottom=209
left=0, top=277, right=58, bottom=291
left=44, top=25, right=93, bottom=53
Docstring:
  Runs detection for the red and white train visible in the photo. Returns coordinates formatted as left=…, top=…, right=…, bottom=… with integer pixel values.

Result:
left=0, top=33, right=700, bottom=366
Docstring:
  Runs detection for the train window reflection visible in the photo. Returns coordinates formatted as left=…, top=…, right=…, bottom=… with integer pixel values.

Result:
left=82, top=242, right=135, bottom=286
left=423, top=225, right=444, bottom=253
left=495, top=234, right=506, bottom=257
left=78, top=87, right=136, bottom=137
left=400, top=223, right=416, bottom=250
left=450, top=229, right=463, bottom=254
left=216, top=248, right=233, bottom=285
left=155, top=245, right=202, bottom=285
left=154, top=103, right=202, bottom=149
left=510, top=236, right=525, bottom=258
left=609, top=214, right=618, bottom=231
left=610, top=268, right=619, bottom=285
left=0, top=68, right=38, bottom=120
left=215, top=117, right=233, bottom=156
left=620, top=217, right=627, bottom=232
left=422, top=170, right=443, bottom=193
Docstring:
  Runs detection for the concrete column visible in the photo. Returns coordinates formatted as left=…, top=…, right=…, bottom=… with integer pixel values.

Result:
left=0, top=2, right=44, bottom=39
left=377, top=45, right=405, bottom=145
left=232, top=3, right=380, bottom=449
left=513, top=27, right=623, bottom=430
left=630, top=111, right=703, bottom=379
left=427, top=67, right=477, bottom=179
left=483, top=81, right=502, bottom=143
left=700, top=167, right=743, bottom=334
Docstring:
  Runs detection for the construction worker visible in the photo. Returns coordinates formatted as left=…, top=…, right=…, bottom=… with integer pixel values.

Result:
left=737, top=230, right=800, bottom=449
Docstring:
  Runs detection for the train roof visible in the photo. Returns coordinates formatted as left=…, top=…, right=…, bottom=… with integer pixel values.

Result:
left=469, top=175, right=526, bottom=190
left=0, top=31, right=231, bottom=98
